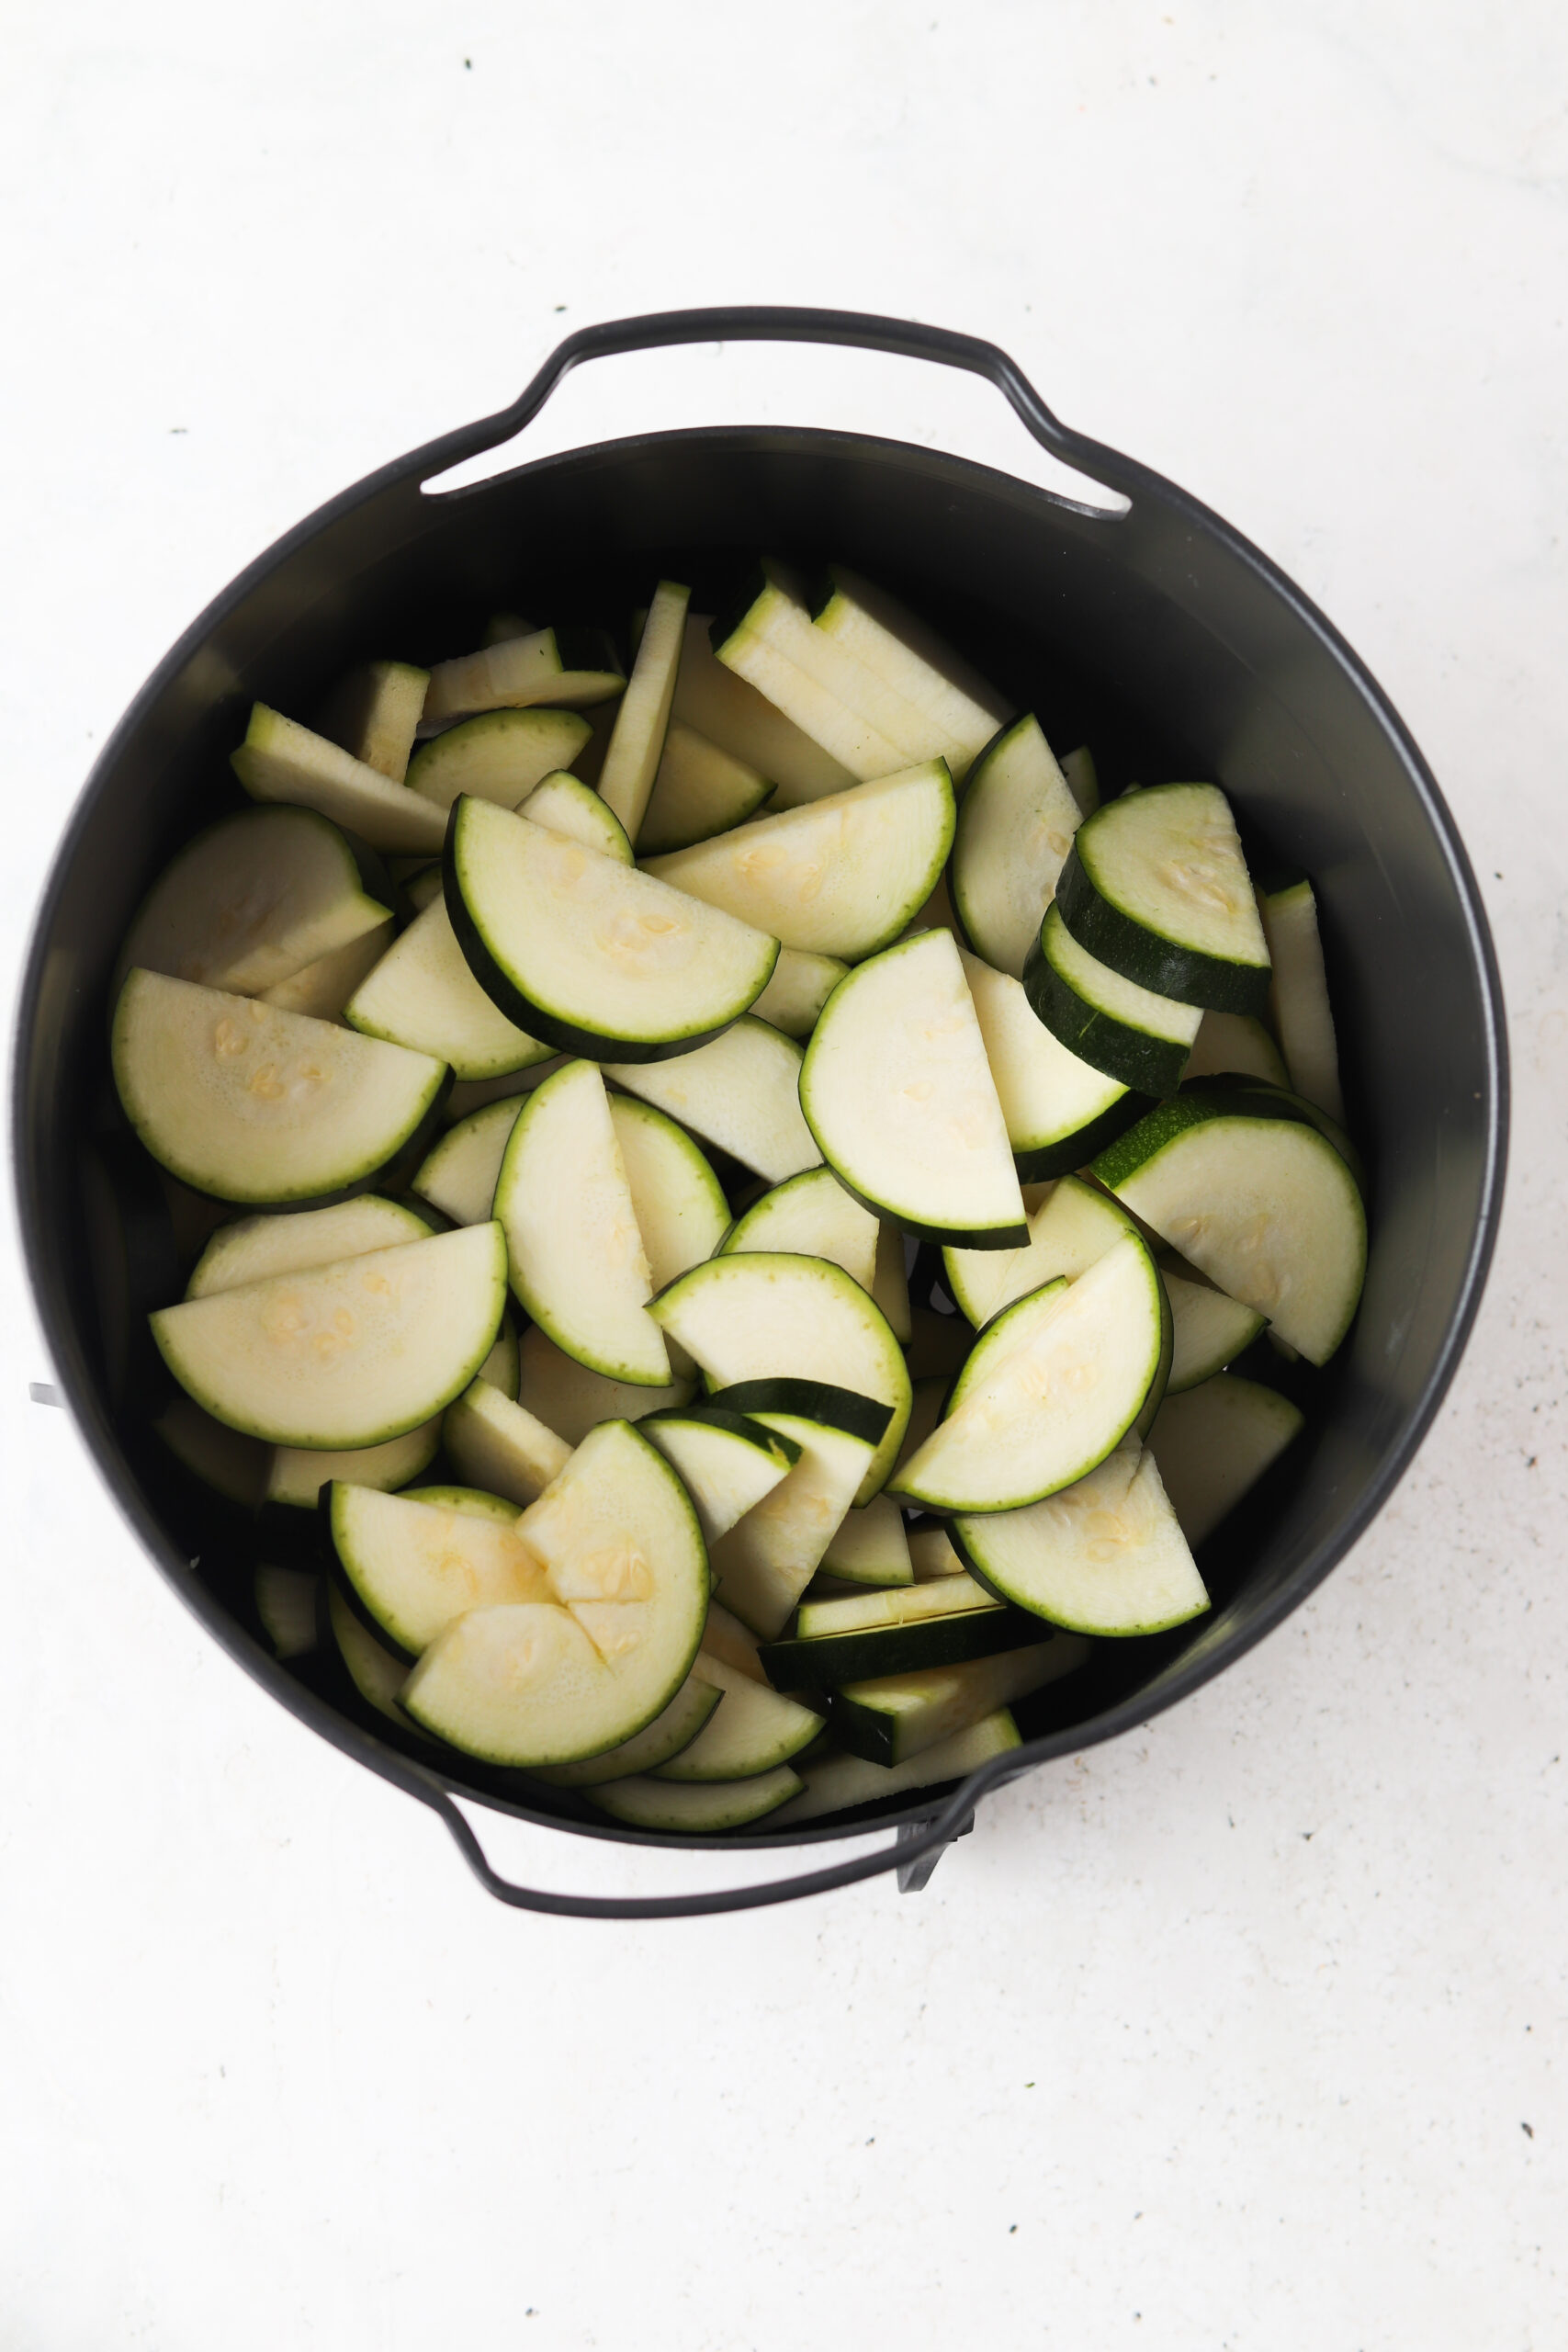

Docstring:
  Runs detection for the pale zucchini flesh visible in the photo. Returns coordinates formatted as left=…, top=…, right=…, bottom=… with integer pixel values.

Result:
left=957, top=943, right=1137, bottom=1181
left=329, top=1480, right=552, bottom=1659
left=800, top=930, right=1026, bottom=1248
left=516, top=772, right=633, bottom=864
left=597, top=579, right=690, bottom=843
left=603, top=1018, right=821, bottom=1184
left=810, top=566, right=1010, bottom=782
left=1259, top=880, right=1346, bottom=1124
left=705, top=1407, right=881, bottom=1638
left=639, top=1408, right=797, bottom=1547
left=266, top=1419, right=442, bottom=1510
left=829, top=1637, right=1085, bottom=1767
left=113, top=971, right=447, bottom=1207
left=405, top=707, right=593, bottom=810
left=671, top=612, right=857, bottom=807
left=186, top=1195, right=434, bottom=1299
left=1055, top=784, right=1270, bottom=1013
left=643, top=763, right=956, bottom=961
left=1146, top=1373, right=1306, bottom=1546
left=590, top=1766, right=804, bottom=1832
left=818, top=1492, right=913, bottom=1588
left=442, top=1378, right=573, bottom=1509
left=650, top=1653, right=820, bottom=1781
left=1162, top=1263, right=1267, bottom=1391
left=445, top=799, right=778, bottom=1062
left=254, top=1564, right=321, bottom=1659
left=1024, top=903, right=1203, bottom=1095
left=232, top=705, right=447, bottom=855
left=315, top=660, right=430, bottom=783
left=953, top=1437, right=1209, bottom=1636
left=258, top=920, right=397, bottom=1021
left=328, top=1583, right=434, bottom=1737
left=719, top=1166, right=880, bottom=1292
left=942, top=1171, right=1140, bottom=1329
left=769, top=1708, right=1021, bottom=1825
left=531, top=1671, right=725, bottom=1788
left=493, top=1059, right=671, bottom=1386
left=748, top=945, right=851, bottom=1038
left=637, top=720, right=773, bottom=855
left=422, top=629, right=625, bottom=723
left=1184, top=1010, right=1288, bottom=1087
left=412, top=1095, right=525, bottom=1227
left=517, top=1325, right=694, bottom=1447
left=345, top=896, right=554, bottom=1080
left=950, top=714, right=1081, bottom=977
left=606, top=1096, right=729, bottom=1293
left=1060, top=745, right=1100, bottom=818
left=713, top=566, right=917, bottom=780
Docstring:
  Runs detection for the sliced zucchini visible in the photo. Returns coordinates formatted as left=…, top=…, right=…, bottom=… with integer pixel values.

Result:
left=702, top=1384, right=890, bottom=1637
left=1146, top=1373, right=1306, bottom=1546
left=481, top=612, right=537, bottom=647
left=493, top=1059, right=670, bottom=1386
left=648, top=1253, right=911, bottom=1504
left=603, top=1018, right=820, bottom=1184
left=671, top=612, right=857, bottom=807
left=953, top=1435, right=1207, bottom=1635
left=651, top=1654, right=819, bottom=1782
left=748, top=945, right=850, bottom=1039
left=405, top=707, right=593, bottom=810
left=643, top=762, right=955, bottom=961
left=152, top=1395, right=271, bottom=1510
left=531, top=1670, right=725, bottom=1788
left=829, top=1637, right=1084, bottom=1767
left=315, top=660, right=430, bottom=783
left=800, top=931, right=1026, bottom=1249
left=759, top=1582, right=1044, bottom=1691
left=328, top=1584, right=433, bottom=1737
left=1162, top=1261, right=1266, bottom=1391
left=422, top=628, right=626, bottom=723
left=818, top=1493, right=913, bottom=1589
left=958, top=944, right=1140, bottom=1181
left=597, top=579, right=690, bottom=843
left=810, top=566, right=1010, bottom=782
left=186, top=1195, right=433, bottom=1299
left=258, top=920, right=397, bottom=1022
left=1259, top=879, right=1346, bottom=1124
left=404, top=1421, right=708, bottom=1766
left=772, top=1709, right=1021, bottom=1825
left=516, top=771, right=633, bottom=864
left=637, top=721, right=773, bottom=855
left=266, top=1419, right=442, bottom=1511
left=517, top=1325, right=694, bottom=1446
left=1184, top=1010, right=1288, bottom=1087
left=607, top=1096, right=729, bottom=1293
left=445, top=1059, right=565, bottom=1124
left=254, top=1564, right=320, bottom=1659
left=873, top=1222, right=913, bottom=1345
left=412, top=1095, right=523, bottom=1227
left=701, top=1600, right=770, bottom=1684
left=1093, top=1094, right=1366, bottom=1363
left=713, top=562, right=931, bottom=778
left=893, top=1232, right=1170, bottom=1513
left=231, top=705, right=447, bottom=855
left=639, top=1407, right=797, bottom=1546
left=344, top=895, right=553, bottom=1080
left=949, top=714, right=1082, bottom=977
left=329, top=1479, right=551, bottom=1658
left=1189, top=1076, right=1366, bottom=1193
left=442, top=1377, right=572, bottom=1508
left=908, top=1524, right=966, bottom=1580
left=118, top=807, right=392, bottom=1000
left=477, top=1309, right=521, bottom=1399
left=1055, top=784, right=1270, bottom=1013
left=402, top=865, right=444, bottom=913
left=719, top=1166, right=880, bottom=1292
left=1060, top=745, right=1100, bottom=819
left=942, top=1170, right=1140, bottom=1329
left=113, top=971, right=447, bottom=1206
left=400, top=1484, right=521, bottom=1522
left=589, top=1766, right=803, bottom=1832
left=151, top=1221, right=507, bottom=1448
left=1024, top=902, right=1203, bottom=1094
left=445, top=798, right=778, bottom=1062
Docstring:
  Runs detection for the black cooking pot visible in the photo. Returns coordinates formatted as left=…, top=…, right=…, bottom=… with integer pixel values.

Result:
left=12, top=309, right=1507, bottom=1918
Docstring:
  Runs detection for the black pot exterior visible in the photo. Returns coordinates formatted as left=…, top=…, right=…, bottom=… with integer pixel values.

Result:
left=13, top=385, right=1507, bottom=1902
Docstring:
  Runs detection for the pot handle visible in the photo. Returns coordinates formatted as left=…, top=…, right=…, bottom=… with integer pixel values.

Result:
left=418, top=306, right=1140, bottom=503
left=419, top=1755, right=1017, bottom=1919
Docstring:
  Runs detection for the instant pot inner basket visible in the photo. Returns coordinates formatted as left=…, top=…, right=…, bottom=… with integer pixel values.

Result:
left=20, top=424, right=1502, bottom=1845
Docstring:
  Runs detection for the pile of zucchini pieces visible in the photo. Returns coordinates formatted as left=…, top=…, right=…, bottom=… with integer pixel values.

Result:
left=106, top=560, right=1365, bottom=1833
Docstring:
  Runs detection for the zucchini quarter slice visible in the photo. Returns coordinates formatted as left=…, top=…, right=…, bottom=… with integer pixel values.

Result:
left=953, top=1437, right=1208, bottom=1636
left=1054, top=783, right=1270, bottom=1014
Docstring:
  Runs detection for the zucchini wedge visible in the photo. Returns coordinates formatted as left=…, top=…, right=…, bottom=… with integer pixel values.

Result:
left=589, top=1767, right=804, bottom=1832
left=1162, top=1261, right=1266, bottom=1391
left=713, top=562, right=923, bottom=778
left=532, top=1670, right=725, bottom=1788
left=328, top=1584, right=434, bottom=1739
left=1054, top=784, right=1270, bottom=1014
left=908, top=1524, right=968, bottom=1580
left=258, top=920, right=396, bottom=1022
left=422, top=628, right=626, bottom=723
left=118, top=806, right=392, bottom=1000
left=315, top=660, right=430, bottom=783
left=597, top=579, right=690, bottom=843
left=405, top=707, right=593, bottom=810
left=442, top=1379, right=572, bottom=1509
left=719, top=1165, right=881, bottom=1292
left=637, top=721, right=773, bottom=855
left=810, top=565, right=1010, bottom=782
left=254, top=1564, right=320, bottom=1660
left=113, top=971, right=447, bottom=1207
left=953, top=1437, right=1208, bottom=1636
left=1024, top=903, right=1202, bottom=1095
left=493, top=1059, right=671, bottom=1386
left=328, top=1479, right=552, bottom=1659
left=772, top=1709, right=1021, bottom=1825
left=650, top=1654, right=820, bottom=1782
left=829, top=1637, right=1085, bottom=1767
left=958, top=944, right=1143, bottom=1182
left=444, top=798, right=778, bottom=1062
left=186, top=1195, right=434, bottom=1299
left=642, top=762, right=955, bottom=961
left=800, top=930, right=1026, bottom=1249
left=412, top=1095, right=525, bottom=1227
left=1183, top=1010, right=1288, bottom=1087
left=607, top=1096, right=729, bottom=1294
left=1060, top=745, right=1100, bottom=819
left=1147, top=1373, right=1306, bottom=1546
left=232, top=705, right=447, bottom=855
left=703, top=1382, right=891, bottom=1636
left=152, top=1221, right=508, bottom=1449
left=759, top=1578, right=1043, bottom=1690
left=603, top=1018, right=821, bottom=1184
left=517, top=1325, right=694, bottom=1446
left=1093, top=1092, right=1366, bottom=1363
left=152, top=1394, right=271, bottom=1510
left=892, top=1232, right=1171, bottom=1513
left=748, top=945, right=851, bottom=1039
left=648, top=1253, right=911, bottom=1504
left=516, top=771, right=634, bottom=864
left=671, top=612, right=857, bottom=807
left=950, top=714, right=1082, bottom=977
left=345, top=896, right=555, bottom=1080
left=1258, top=878, right=1346, bottom=1123
left=942, top=1170, right=1140, bottom=1329
left=269, top=1422, right=449, bottom=1509
left=818, top=1492, right=913, bottom=1589
left=639, top=1406, right=799, bottom=1546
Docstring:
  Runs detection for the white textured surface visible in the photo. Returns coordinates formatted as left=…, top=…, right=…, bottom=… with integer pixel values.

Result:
left=4, top=4, right=1566, bottom=2345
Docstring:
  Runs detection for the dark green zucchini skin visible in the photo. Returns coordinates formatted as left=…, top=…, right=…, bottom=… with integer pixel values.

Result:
left=706, top=1380, right=891, bottom=1449
left=1010, top=1088, right=1156, bottom=1183
left=1054, top=840, right=1272, bottom=1017
left=1022, top=927, right=1192, bottom=1097
left=758, top=1604, right=1044, bottom=1691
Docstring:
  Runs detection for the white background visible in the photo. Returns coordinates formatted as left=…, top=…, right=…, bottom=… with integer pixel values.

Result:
left=4, top=5, right=1566, bottom=2346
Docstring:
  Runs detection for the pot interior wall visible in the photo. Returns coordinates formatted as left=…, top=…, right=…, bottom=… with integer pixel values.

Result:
left=17, top=425, right=1499, bottom=1838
